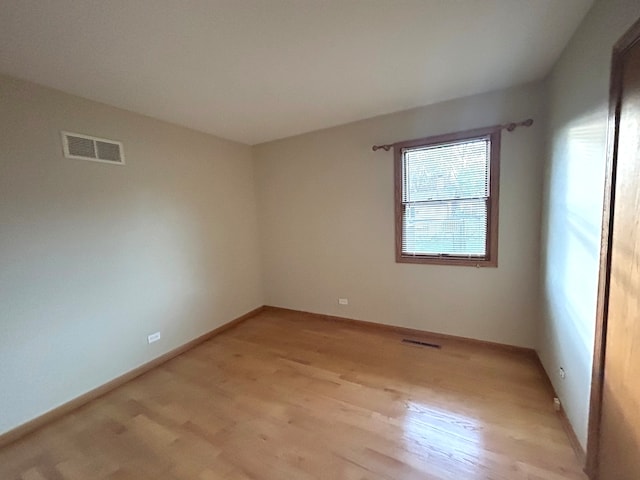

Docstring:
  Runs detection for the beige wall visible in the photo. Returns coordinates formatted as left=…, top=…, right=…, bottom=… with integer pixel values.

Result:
left=6, top=0, right=633, bottom=441
left=539, top=0, right=639, bottom=449
left=254, top=83, right=545, bottom=348
left=0, top=75, right=263, bottom=435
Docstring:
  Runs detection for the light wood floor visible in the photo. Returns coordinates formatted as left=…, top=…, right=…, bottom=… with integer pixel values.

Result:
left=0, top=309, right=586, bottom=480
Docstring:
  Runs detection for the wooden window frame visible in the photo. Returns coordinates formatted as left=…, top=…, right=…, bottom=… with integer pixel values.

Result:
left=394, top=125, right=501, bottom=267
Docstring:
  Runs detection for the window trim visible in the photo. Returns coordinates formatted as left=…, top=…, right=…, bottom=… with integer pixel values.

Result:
left=394, top=125, right=501, bottom=267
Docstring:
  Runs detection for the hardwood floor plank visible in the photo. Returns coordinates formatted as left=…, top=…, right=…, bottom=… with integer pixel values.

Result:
left=0, top=310, right=586, bottom=479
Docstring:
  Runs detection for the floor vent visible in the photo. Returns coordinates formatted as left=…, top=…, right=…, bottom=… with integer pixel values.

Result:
left=62, top=131, right=125, bottom=165
left=402, top=339, right=441, bottom=349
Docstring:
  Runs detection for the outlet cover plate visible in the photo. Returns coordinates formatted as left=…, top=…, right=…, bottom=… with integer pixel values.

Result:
left=148, top=332, right=161, bottom=344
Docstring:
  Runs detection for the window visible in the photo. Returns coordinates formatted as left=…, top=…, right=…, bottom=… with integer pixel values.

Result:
left=394, top=126, right=500, bottom=267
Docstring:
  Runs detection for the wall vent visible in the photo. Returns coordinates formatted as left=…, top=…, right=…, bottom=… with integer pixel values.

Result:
left=402, top=338, right=441, bottom=349
left=62, top=132, right=125, bottom=165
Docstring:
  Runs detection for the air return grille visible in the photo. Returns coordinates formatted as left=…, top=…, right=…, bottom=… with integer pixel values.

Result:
left=62, top=132, right=125, bottom=165
left=402, top=338, right=441, bottom=349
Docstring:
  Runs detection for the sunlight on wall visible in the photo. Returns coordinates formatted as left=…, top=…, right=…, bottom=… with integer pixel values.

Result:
left=541, top=104, right=608, bottom=447
left=547, top=109, right=606, bottom=351
left=538, top=0, right=640, bottom=450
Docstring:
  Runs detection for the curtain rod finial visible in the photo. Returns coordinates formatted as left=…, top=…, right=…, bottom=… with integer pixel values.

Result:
left=505, top=118, right=534, bottom=132
left=372, top=144, right=392, bottom=152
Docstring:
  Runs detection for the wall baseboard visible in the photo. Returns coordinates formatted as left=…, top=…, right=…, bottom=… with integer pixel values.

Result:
left=2, top=303, right=585, bottom=470
left=532, top=355, right=586, bottom=467
left=263, top=305, right=537, bottom=356
left=0, top=305, right=265, bottom=449
left=559, top=404, right=587, bottom=467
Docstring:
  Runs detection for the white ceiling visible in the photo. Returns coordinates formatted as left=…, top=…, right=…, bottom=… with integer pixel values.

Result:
left=0, top=1, right=593, bottom=145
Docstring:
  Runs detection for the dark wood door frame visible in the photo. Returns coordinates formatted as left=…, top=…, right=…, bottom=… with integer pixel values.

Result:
left=586, top=16, right=640, bottom=479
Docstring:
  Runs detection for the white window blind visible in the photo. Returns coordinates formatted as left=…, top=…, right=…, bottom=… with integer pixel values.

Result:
left=401, top=136, right=491, bottom=258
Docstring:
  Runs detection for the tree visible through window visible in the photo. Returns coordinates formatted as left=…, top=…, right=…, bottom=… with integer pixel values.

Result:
left=394, top=126, right=500, bottom=267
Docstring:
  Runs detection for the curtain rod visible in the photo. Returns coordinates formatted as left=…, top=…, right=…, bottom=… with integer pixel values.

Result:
left=371, top=118, right=534, bottom=152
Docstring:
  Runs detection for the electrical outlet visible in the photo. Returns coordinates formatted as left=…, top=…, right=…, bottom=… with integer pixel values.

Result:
left=559, top=367, right=566, bottom=379
left=147, top=332, right=161, bottom=344
left=338, top=298, right=349, bottom=305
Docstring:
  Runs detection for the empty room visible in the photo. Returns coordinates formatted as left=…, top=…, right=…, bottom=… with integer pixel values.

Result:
left=1, top=1, right=639, bottom=479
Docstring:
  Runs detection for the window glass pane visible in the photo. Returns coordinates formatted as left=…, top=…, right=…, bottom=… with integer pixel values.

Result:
left=402, top=199, right=487, bottom=256
left=403, top=138, right=489, bottom=203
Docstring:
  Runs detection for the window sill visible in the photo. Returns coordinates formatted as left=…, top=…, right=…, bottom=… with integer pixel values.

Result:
left=396, top=254, right=497, bottom=267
